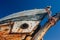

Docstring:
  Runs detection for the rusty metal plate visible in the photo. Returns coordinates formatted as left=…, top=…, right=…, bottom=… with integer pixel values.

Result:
left=12, top=21, right=40, bottom=33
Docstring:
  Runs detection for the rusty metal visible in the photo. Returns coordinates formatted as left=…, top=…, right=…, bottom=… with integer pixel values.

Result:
left=32, top=17, right=58, bottom=40
left=0, top=7, right=60, bottom=40
left=11, top=21, right=40, bottom=33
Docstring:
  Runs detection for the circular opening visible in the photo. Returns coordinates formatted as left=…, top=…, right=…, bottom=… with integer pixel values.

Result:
left=20, top=23, right=29, bottom=29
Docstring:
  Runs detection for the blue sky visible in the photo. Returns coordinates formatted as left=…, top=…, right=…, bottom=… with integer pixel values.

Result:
left=0, top=0, right=60, bottom=40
